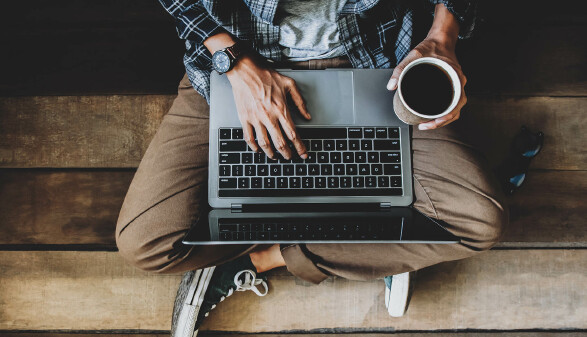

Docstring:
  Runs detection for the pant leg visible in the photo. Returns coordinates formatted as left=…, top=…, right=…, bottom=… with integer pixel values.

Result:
left=116, top=75, right=257, bottom=273
left=281, top=124, right=509, bottom=283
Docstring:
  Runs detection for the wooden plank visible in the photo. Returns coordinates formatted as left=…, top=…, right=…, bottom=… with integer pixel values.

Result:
left=1, top=333, right=585, bottom=337
left=1, top=96, right=584, bottom=169
left=458, top=96, right=587, bottom=170
left=0, top=251, right=585, bottom=331
left=0, top=95, right=173, bottom=168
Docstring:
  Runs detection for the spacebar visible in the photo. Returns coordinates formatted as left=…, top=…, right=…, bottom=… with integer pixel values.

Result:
left=219, top=188, right=403, bottom=197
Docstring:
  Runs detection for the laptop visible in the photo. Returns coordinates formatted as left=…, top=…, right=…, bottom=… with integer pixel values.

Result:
left=183, top=69, right=458, bottom=244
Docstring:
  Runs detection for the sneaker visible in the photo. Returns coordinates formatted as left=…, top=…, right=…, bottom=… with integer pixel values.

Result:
left=171, top=255, right=268, bottom=337
left=384, top=272, right=412, bottom=317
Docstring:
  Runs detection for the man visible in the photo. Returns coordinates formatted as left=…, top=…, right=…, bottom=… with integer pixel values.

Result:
left=115, top=0, right=508, bottom=335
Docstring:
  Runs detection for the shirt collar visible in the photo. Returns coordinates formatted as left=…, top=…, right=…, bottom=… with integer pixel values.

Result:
left=243, top=0, right=280, bottom=25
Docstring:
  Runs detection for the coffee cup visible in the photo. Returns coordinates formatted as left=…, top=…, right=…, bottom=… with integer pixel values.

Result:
left=393, top=57, right=461, bottom=125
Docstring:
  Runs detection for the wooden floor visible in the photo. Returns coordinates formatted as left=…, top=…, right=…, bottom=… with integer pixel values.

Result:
left=1, top=1, right=586, bottom=336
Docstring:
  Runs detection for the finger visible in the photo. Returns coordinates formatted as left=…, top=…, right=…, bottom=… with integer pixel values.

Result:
left=419, top=111, right=460, bottom=130
left=265, top=118, right=293, bottom=160
left=242, top=122, right=259, bottom=153
left=387, top=51, right=420, bottom=91
left=287, top=79, right=311, bottom=120
left=253, top=123, right=275, bottom=159
left=278, top=112, right=308, bottom=159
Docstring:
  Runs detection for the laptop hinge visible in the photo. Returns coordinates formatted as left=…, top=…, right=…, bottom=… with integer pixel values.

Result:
left=231, top=203, right=243, bottom=212
left=379, top=202, right=392, bottom=209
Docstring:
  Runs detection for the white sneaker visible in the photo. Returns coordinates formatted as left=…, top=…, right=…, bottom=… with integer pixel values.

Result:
left=384, top=272, right=412, bottom=317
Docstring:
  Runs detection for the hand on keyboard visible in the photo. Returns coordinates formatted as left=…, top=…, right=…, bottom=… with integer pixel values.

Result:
left=227, top=54, right=310, bottom=160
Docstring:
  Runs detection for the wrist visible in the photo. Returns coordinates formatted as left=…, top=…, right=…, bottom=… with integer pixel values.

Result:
left=427, top=4, right=459, bottom=50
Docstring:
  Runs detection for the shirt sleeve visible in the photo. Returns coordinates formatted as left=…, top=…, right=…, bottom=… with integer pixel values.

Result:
left=158, top=0, right=226, bottom=101
left=428, top=0, right=478, bottom=39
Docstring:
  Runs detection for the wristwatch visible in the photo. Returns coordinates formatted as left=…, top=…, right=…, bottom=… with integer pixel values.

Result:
left=211, top=42, right=246, bottom=74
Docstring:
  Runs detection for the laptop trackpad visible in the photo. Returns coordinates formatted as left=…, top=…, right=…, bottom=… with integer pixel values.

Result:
left=285, top=70, right=355, bottom=126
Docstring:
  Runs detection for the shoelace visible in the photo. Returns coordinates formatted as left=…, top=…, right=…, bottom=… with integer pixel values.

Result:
left=204, top=269, right=268, bottom=317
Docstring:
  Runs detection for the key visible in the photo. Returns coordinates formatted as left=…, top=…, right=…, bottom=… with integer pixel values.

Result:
left=251, top=177, right=262, bottom=188
left=346, top=164, right=358, bottom=175
left=390, top=176, right=402, bottom=187
left=302, top=177, right=314, bottom=188
left=321, top=164, right=333, bottom=175
left=220, top=140, right=246, bottom=152
left=348, top=128, right=362, bottom=138
left=366, top=176, right=376, bottom=188
left=324, top=140, right=335, bottom=151
left=277, top=177, right=288, bottom=188
left=363, top=128, right=375, bottom=138
left=374, top=140, right=400, bottom=150
left=336, top=140, right=347, bottom=151
left=330, top=152, right=341, bottom=163
left=388, top=127, right=400, bottom=138
left=305, top=152, right=317, bottom=163
left=349, top=140, right=360, bottom=150
left=270, top=165, right=281, bottom=176
left=311, top=140, right=322, bottom=151
left=220, top=153, right=240, bottom=164
left=295, top=164, right=307, bottom=175
left=359, top=164, right=370, bottom=175
left=220, top=129, right=232, bottom=139
left=242, top=153, right=253, bottom=164
left=238, top=178, right=250, bottom=188
left=343, top=152, right=354, bottom=163
left=371, top=164, right=383, bottom=175
left=309, top=164, right=320, bottom=175
left=334, top=164, right=345, bottom=175
left=219, top=165, right=230, bottom=176
left=378, top=176, right=389, bottom=187
left=328, top=177, right=339, bottom=188
left=361, top=140, right=373, bottom=150
left=254, top=152, right=266, bottom=163
left=257, top=165, right=269, bottom=176
left=232, top=128, right=243, bottom=139
left=315, top=177, right=326, bottom=188
left=264, top=177, right=276, bottom=188
left=368, top=152, right=379, bottom=163
left=219, top=178, right=237, bottom=188
left=376, top=128, right=387, bottom=138
left=384, top=164, right=401, bottom=175
left=289, top=177, right=301, bottom=188
left=355, top=152, right=367, bottom=163
left=283, top=165, right=295, bottom=176
left=381, top=152, right=401, bottom=163
left=318, top=152, right=329, bottom=163
left=245, top=165, right=256, bottom=176
left=232, top=165, right=243, bottom=176
left=353, top=176, right=364, bottom=188
left=341, top=177, right=352, bottom=188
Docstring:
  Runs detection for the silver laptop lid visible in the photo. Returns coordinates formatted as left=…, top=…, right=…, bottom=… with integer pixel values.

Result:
left=208, top=69, right=413, bottom=208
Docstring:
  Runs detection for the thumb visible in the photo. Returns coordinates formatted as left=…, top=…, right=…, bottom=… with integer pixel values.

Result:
left=387, top=53, right=418, bottom=91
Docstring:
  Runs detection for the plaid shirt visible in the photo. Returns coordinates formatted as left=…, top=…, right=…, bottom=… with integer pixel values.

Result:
left=159, top=0, right=477, bottom=102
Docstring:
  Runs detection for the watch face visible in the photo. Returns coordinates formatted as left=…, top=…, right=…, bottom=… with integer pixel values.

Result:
left=212, top=51, right=231, bottom=73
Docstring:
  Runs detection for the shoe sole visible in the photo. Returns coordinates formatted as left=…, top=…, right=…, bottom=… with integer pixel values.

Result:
left=386, top=272, right=410, bottom=317
left=174, top=266, right=216, bottom=337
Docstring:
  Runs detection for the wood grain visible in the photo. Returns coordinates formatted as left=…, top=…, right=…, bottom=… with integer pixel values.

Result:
left=0, top=95, right=173, bottom=168
left=0, top=251, right=585, bottom=331
left=1, top=334, right=585, bottom=337
left=1, top=96, right=584, bottom=169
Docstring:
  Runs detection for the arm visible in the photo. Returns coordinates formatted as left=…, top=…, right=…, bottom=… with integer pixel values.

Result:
left=387, top=4, right=468, bottom=130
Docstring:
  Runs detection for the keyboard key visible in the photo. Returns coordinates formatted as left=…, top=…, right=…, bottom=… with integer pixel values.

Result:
left=267, top=156, right=278, bottom=163
left=242, top=153, right=253, bottom=164
left=374, top=140, right=400, bottom=150
left=219, top=165, right=230, bottom=176
left=390, top=177, right=402, bottom=187
left=330, top=152, right=341, bottom=163
left=277, top=177, right=288, bottom=188
left=309, top=164, right=320, bottom=175
left=336, top=140, right=347, bottom=151
left=343, top=152, right=354, bottom=163
left=384, top=164, right=401, bottom=175
left=355, top=152, right=367, bottom=163
left=359, top=164, right=370, bottom=175
left=305, top=152, right=317, bottom=163
left=346, top=164, right=358, bottom=175
left=316, top=177, right=326, bottom=188
left=334, top=164, right=345, bottom=175
left=232, top=128, right=243, bottom=139
left=388, top=127, right=400, bottom=138
left=238, top=178, right=250, bottom=188
left=348, top=128, right=362, bottom=138
left=371, top=164, right=383, bottom=175
left=366, top=176, right=377, bottom=187
left=361, top=140, right=373, bottom=150
left=295, top=164, right=307, bottom=175
left=289, top=177, right=301, bottom=188
left=353, top=176, right=365, bottom=188
left=220, top=153, right=240, bottom=164
left=349, top=140, right=360, bottom=150
left=257, top=165, right=269, bottom=176
left=297, top=128, right=347, bottom=139
left=244, top=165, right=256, bottom=176
left=254, top=152, right=265, bottom=163
left=264, top=177, right=276, bottom=188
left=220, top=129, right=232, bottom=139
left=381, top=152, right=401, bottom=163
left=341, top=177, right=352, bottom=188
left=324, top=140, right=335, bottom=151
left=328, top=177, right=339, bottom=188
left=363, top=128, right=375, bottom=138
left=283, top=165, right=295, bottom=176
left=376, top=128, right=387, bottom=138
left=270, top=165, right=281, bottom=176
left=378, top=176, right=389, bottom=187
left=318, top=152, right=329, bottom=163
left=302, top=177, right=314, bottom=188
left=321, top=164, right=333, bottom=176
left=251, top=177, right=262, bottom=188
left=219, top=178, right=237, bottom=188
left=232, top=165, right=243, bottom=176
left=368, top=152, right=379, bottom=163
left=220, top=140, right=247, bottom=152
left=311, top=140, right=322, bottom=151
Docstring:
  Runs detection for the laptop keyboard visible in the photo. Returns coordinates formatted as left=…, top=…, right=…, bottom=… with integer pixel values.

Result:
left=218, top=127, right=403, bottom=197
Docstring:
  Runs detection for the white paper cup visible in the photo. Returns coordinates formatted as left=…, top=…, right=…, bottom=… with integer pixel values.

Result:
left=393, top=57, right=461, bottom=125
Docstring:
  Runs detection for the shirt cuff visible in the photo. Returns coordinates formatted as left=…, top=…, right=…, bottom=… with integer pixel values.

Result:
left=429, top=0, right=478, bottom=39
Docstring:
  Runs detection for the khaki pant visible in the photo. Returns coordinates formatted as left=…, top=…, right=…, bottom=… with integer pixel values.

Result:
left=116, top=58, right=508, bottom=284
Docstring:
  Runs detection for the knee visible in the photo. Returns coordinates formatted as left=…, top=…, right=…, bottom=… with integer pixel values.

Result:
left=465, top=195, right=509, bottom=251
